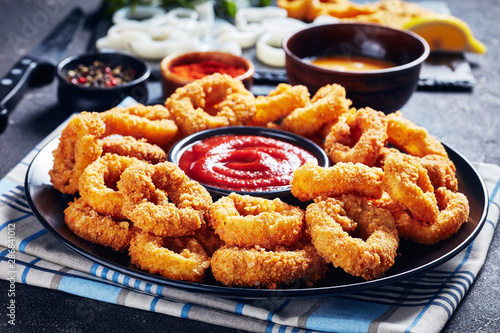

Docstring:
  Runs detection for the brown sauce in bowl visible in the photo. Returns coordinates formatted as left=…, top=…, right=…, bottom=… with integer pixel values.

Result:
left=307, top=55, right=396, bottom=72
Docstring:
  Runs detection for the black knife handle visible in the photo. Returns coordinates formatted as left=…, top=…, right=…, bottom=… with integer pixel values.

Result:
left=0, top=57, right=41, bottom=123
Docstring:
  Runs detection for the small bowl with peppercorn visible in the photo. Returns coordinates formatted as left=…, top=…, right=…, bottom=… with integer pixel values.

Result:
left=56, top=52, right=151, bottom=112
left=160, top=51, right=255, bottom=98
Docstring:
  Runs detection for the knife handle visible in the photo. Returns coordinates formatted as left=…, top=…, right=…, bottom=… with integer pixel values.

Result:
left=0, top=57, right=56, bottom=132
left=0, top=57, right=37, bottom=110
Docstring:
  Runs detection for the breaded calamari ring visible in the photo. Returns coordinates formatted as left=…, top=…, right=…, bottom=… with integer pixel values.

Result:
left=279, top=83, right=352, bottom=136
left=129, top=232, right=210, bottom=282
left=345, top=0, right=434, bottom=29
left=117, top=161, right=209, bottom=237
left=49, top=112, right=105, bottom=194
left=383, top=187, right=469, bottom=244
left=78, top=154, right=144, bottom=220
left=376, top=149, right=458, bottom=192
left=386, top=111, right=448, bottom=157
left=251, top=83, right=310, bottom=125
left=210, top=244, right=328, bottom=289
left=306, top=0, right=376, bottom=21
left=209, top=193, right=304, bottom=248
left=382, top=153, right=438, bottom=223
left=291, top=162, right=384, bottom=201
left=276, top=0, right=313, bottom=21
left=100, top=104, right=178, bottom=147
left=151, top=162, right=213, bottom=216
left=324, top=107, right=388, bottom=166
left=165, top=73, right=256, bottom=136
left=306, top=195, right=399, bottom=280
left=64, top=197, right=136, bottom=252
left=419, top=154, right=458, bottom=192
left=100, top=136, right=167, bottom=164
left=193, top=222, right=224, bottom=257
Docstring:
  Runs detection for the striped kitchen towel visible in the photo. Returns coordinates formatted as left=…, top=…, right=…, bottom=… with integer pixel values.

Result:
left=0, top=124, right=499, bottom=333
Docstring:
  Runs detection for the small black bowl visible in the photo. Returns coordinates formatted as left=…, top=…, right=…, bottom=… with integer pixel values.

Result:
left=167, top=126, right=329, bottom=199
left=56, top=52, right=151, bottom=112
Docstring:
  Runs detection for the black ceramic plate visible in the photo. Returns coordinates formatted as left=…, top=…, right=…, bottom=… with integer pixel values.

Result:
left=25, top=137, right=488, bottom=299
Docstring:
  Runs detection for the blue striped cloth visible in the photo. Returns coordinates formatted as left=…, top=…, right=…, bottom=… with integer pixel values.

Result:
left=1, top=121, right=499, bottom=333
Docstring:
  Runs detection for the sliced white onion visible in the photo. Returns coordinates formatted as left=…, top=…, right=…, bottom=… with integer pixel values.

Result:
left=256, top=33, right=286, bottom=68
left=129, top=39, right=203, bottom=60
left=112, top=5, right=166, bottom=25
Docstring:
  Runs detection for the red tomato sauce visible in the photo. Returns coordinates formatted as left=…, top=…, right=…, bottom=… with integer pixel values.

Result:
left=178, top=135, right=318, bottom=192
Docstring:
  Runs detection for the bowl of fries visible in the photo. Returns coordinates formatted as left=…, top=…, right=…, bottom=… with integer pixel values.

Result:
left=283, top=22, right=430, bottom=113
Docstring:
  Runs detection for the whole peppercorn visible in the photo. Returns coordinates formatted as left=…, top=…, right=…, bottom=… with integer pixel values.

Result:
left=65, top=61, right=137, bottom=88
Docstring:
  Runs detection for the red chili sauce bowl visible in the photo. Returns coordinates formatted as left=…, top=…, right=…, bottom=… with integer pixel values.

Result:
left=167, top=126, right=329, bottom=200
left=160, top=51, right=255, bottom=98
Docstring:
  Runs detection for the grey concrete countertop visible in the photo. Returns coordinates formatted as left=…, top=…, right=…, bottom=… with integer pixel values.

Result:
left=0, top=0, right=499, bottom=332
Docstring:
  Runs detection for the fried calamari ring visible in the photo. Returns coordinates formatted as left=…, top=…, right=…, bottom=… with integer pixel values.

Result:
left=344, top=0, right=434, bottom=29
left=209, top=193, right=304, bottom=248
left=386, top=111, right=448, bottom=157
left=100, top=104, right=178, bottom=147
left=251, top=83, right=310, bottom=126
left=64, top=197, right=136, bottom=252
left=165, top=73, right=256, bottom=136
left=280, top=83, right=351, bottom=136
left=152, top=161, right=213, bottom=216
left=49, top=112, right=105, bottom=195
left=384, top=187, right=469, bottom=244
left=193, top=222, right=224, bottom=257
left=306, top=195, right=399, bottom=280
left=129, top=232, right=210, bottom=282
left=419, top=154, right=458, bottom=192
left=376, top=148, right=458, bottom=192
left=382, top=153, right=438, bottom=223
left=306, top=0, right=375, bottom=22
left=100, top=136, right=167, bottom=164
left=117, top=161, right=211, bottom=237
left=276, top=0, right=313, bottom=21
left=78, top=154, right=144, bottom=220
left=324, top=107, right=388, bottom=166
left=291, top=162, right=384, bottom=201
left=210, top=244, right=328, bottom=289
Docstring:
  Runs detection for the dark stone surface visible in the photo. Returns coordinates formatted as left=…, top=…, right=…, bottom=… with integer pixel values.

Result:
left=0, top=0, right=499, bottom=332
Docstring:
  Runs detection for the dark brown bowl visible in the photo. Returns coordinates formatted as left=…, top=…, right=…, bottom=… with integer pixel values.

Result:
left=160, top=51, right=255, bottom=98
left=283, top=23, right=430, bottom=113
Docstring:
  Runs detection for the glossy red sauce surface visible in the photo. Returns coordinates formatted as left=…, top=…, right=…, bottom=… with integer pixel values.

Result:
left=178, top=135, right=318, bottom=192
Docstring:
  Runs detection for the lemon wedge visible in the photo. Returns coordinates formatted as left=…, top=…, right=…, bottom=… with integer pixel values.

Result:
left=403, top=14, right=487, bottom=54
